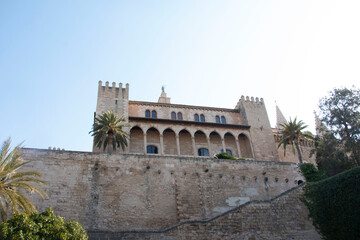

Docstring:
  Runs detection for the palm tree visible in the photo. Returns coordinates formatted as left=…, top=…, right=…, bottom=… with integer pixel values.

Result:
left=90, top=111, right=129, bottom=154
left=277, top=118, right=314, bottom=164
left=0, top=138, right=47, bottom=222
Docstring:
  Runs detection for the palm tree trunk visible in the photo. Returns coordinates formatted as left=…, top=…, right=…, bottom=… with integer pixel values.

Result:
left=107, top=133, right=113, bottom=154
left=295, top=142, right=303, bottom=164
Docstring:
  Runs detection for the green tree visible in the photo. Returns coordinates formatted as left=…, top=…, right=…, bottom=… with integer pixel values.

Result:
left=299, top=163, right=326, bottom=182
left=319, top=86, right=360, bottom=166
left=89, top=111, right=128, bottom=154
left=0, top=139, right=47, bottom=222
left=0, top=207, right=88, bottom=239
left=312, top=131, right=353, bottom=177
left=277, top=118, right=314, bottom=164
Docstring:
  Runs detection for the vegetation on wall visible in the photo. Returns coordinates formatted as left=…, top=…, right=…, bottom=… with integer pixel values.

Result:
left=89, top=111, right=128, bottom=154
left=299, top=163, right=326, bottom=182
left=214, top=152, right=244, bottom=160
left=301, top=166, right=360, bottom=240
left=0, top=139, right=48, bottom=222
left=0, top=208, right=88, bottom=240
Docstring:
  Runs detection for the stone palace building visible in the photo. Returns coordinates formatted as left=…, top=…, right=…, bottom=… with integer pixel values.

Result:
left=93, top=81, right=315, bottom=164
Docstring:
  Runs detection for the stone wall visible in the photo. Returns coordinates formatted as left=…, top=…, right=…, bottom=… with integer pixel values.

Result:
left=88, top=185, right=320, bottom=240
left=21, top=149, right=303, bottom=232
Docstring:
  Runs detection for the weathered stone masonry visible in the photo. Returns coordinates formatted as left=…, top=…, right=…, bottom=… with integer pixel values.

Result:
left=21, top=148, right=305, bottom=232
left=88, top=185, right=321, bottom=240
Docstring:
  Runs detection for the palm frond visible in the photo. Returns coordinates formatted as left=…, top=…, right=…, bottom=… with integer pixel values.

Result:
left=89, top=111, right=129, bottom=152
left=0, top=138, right=47, bottom=222
left=277, top=118, right=314, bottom=163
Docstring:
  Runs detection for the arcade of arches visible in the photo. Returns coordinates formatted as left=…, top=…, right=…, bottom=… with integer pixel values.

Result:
left=128, top=126, right=254, bottom=158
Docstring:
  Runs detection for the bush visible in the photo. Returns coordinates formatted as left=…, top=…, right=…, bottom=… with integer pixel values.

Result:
left=301, top=166, right=360, bottom=240
left=0, top=208, right=88, bottom=240
left=214, top=152, right=238, bottom=160
left=300, top=163, right=326, bottom=182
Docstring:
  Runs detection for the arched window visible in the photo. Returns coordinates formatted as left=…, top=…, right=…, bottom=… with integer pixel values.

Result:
left=221, top=116, right=226, bottom=124
left=152, top=110, right=157, bottom=118
left=215, top=116, right=220, bottom=123
left=177, top=112, right=183, bottom=120
left=145, top=110, right=150, bottom=118
left=171, top=111, right=176, bottom=120
left=147, top=145, right=158, bottom=154
left=194, top=114, right=199, bottom=122
left=198, top=148, right=209, bottom=156
left=200, top=114, right=205, bottom=122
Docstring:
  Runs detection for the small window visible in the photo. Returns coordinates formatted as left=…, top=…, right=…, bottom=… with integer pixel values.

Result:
left=115, top=100, right=118, bottom=105
left=194, top=114, right=199, bottom=122
left=171, top=111, right=176, bottom=120
left=221, top=116, right=226, bottom=124
left=200, top=114, right=205, bottom=122
left=152, top=110, right=157, bottom=118
left=216, top=116, right=220, bottom=123
left=147, top=145, right=158, bottom=154
left=145, top=110, right=150, bottom=118
left=198, top=148, right=209, bottom=156
left=177, top=112, right=183, bottom=120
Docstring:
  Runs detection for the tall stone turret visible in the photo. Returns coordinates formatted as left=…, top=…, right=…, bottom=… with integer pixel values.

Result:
left=236, top=96, right=279, bottom=161
left=93, top=81, right=130, bottom=152
left=95, top=81, right=129, bottom=120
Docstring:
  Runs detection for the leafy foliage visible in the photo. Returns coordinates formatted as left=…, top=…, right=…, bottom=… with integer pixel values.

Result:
left=89, top=111, right=128, bottom=153
left=0, top=139, right=47, bottom=222
left=301, top=167, right=360, bottom=240
left=214, top=152, right=237, bottom=160
left=319, top=86, right=360, bottom=166
left=277, top=118, right=314, bottom=164
left=312, top=132, right=353, bottom=177
left=214, top=152, right=245, bottom=160
left=0, top=207, right=88, bottom=239
left=299, top=163, right=326, bottom=182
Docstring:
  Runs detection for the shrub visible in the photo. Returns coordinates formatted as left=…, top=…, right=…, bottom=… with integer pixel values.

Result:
left=300, top=163, right=326, bottom=182
left=301, top=166, right=360, bottom=240
left=214, top=152, right=237, bottom=160
left=0, top=207, right=88, bottom=240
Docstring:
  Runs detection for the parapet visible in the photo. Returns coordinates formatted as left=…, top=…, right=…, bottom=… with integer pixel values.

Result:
left=98, top=80, right=129, bottom=99
left=235, top=95, right=264, bottom=109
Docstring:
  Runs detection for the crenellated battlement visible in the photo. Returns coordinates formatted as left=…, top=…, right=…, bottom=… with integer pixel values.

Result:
left=235, top=95, right=264, bottom=109
left=98, top=80, right=129, bottom=92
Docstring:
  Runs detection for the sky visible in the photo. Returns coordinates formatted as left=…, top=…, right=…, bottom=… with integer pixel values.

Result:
left=1, top=0, right=359, bottom=152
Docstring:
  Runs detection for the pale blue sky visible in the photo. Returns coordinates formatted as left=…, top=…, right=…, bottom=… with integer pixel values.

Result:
left=1, top=1, right=359, bottom=151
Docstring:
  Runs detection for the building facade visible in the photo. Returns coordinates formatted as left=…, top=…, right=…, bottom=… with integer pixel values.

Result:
left=94, top=81, right=315, bottom=164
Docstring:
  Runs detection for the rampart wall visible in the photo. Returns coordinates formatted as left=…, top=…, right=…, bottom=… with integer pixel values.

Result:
left=88, top=185, right=321, bottom=240
left=21, top=149, right=303, bottom=232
